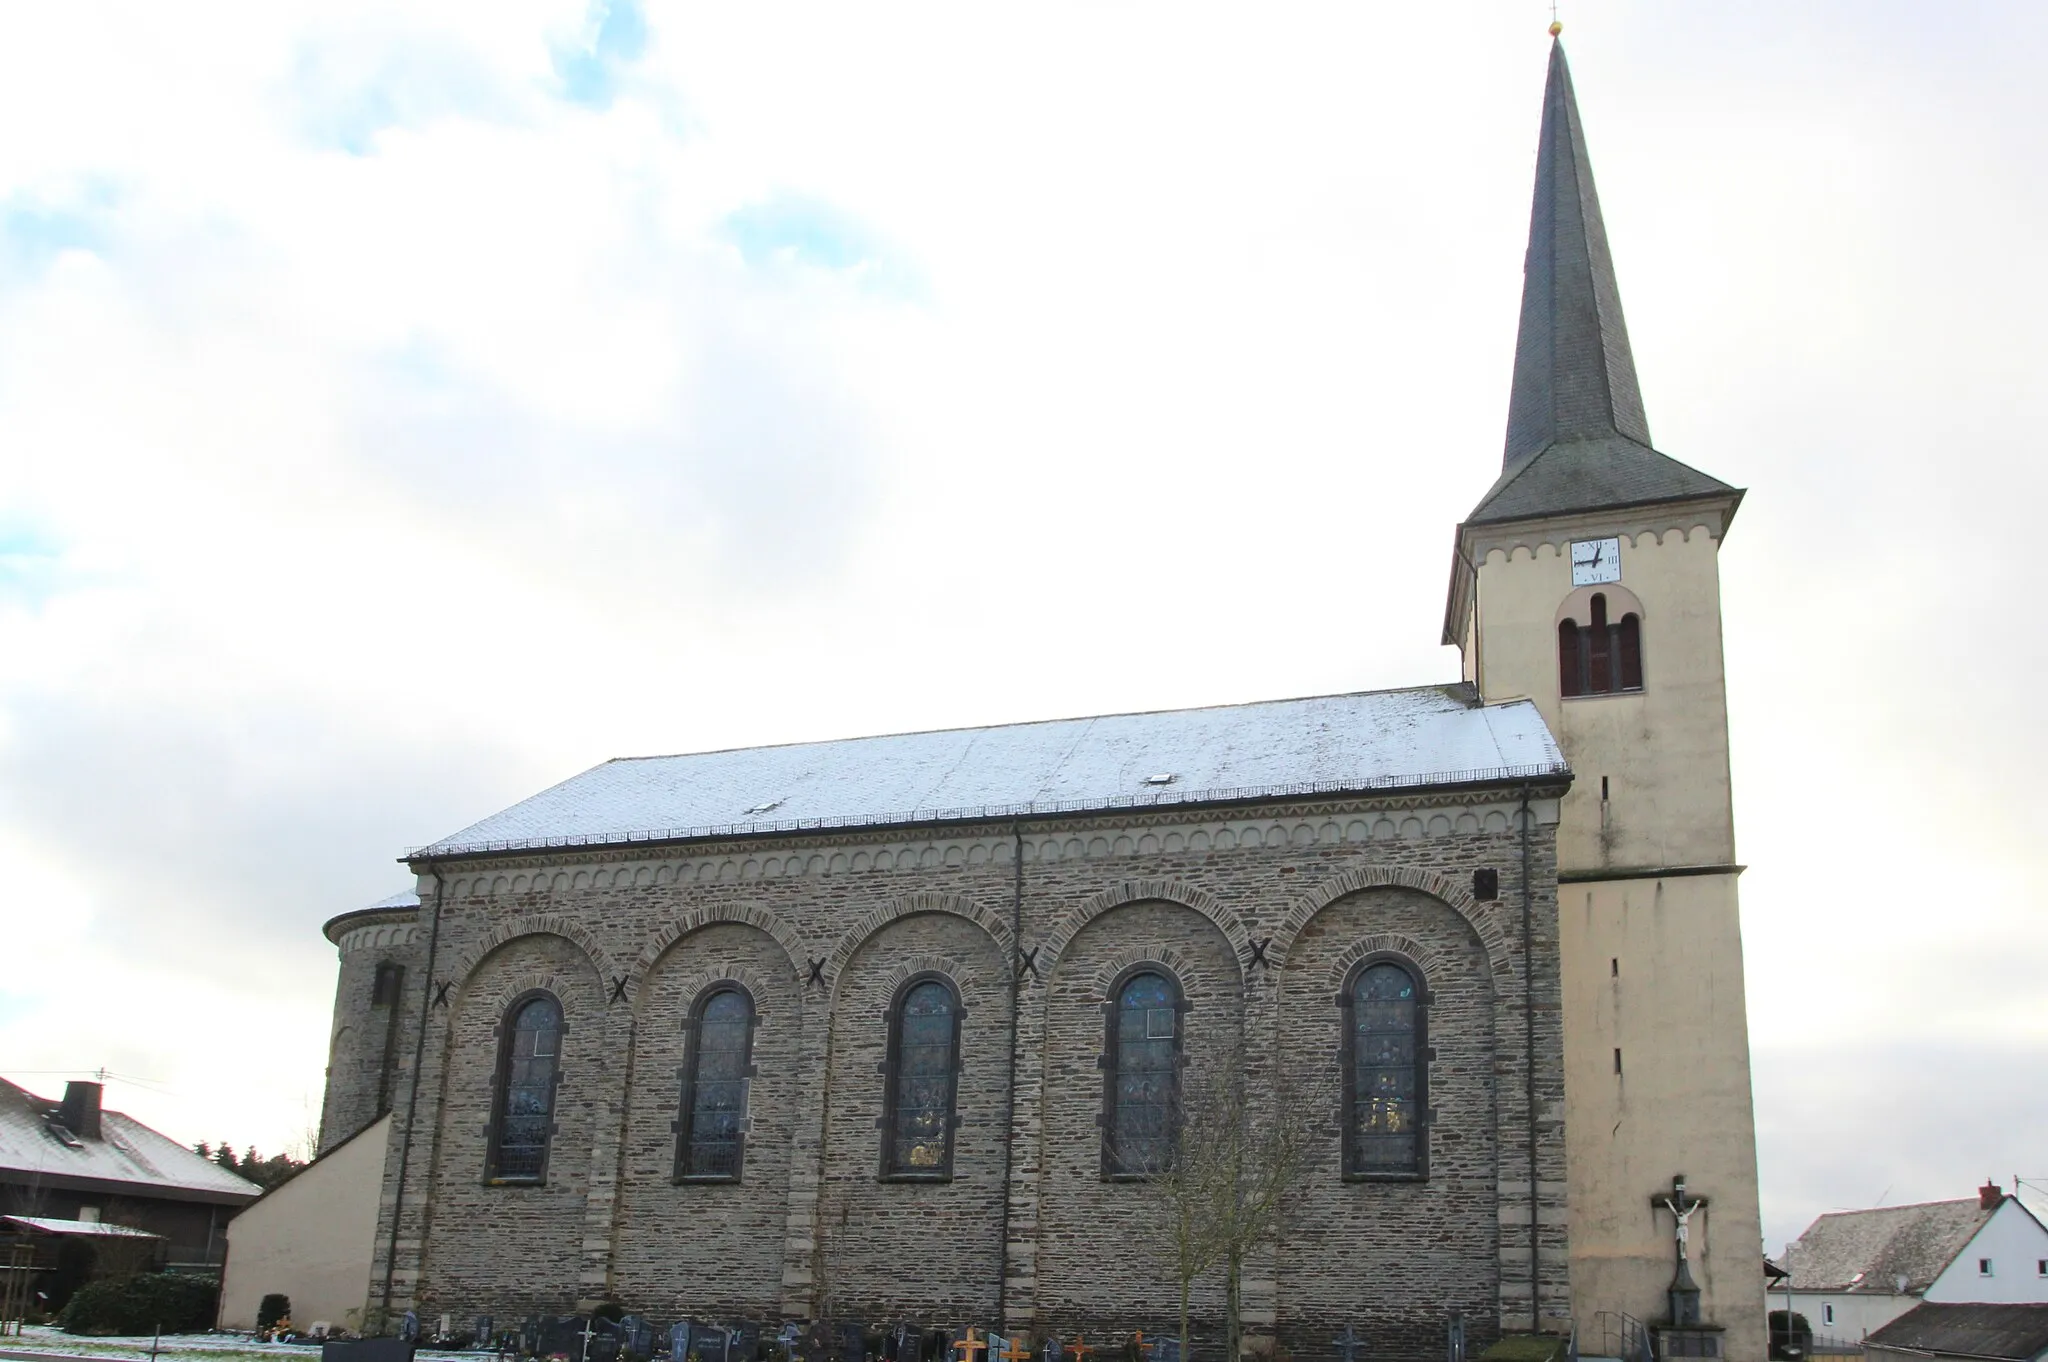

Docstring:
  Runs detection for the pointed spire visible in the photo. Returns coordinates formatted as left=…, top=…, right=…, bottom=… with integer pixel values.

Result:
left=1505, top=38, right=1649, bottom=467
left=1465, top=40, right=1736, bottom=526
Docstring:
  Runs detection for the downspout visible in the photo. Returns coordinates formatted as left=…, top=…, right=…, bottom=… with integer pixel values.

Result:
left=1519, top=786, right=1541, bottom=1331
left=995, top=823, right=1025, bottom=1326
left=380, top=863, right=446, bottom=1327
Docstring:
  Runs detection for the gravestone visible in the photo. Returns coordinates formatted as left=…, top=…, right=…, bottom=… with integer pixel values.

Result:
left=1333, top=1326, right=1363, bottom=1362
left=323, top=1340, right=417, bottom=1362
left=401, top=1314, right=421, bottom=1344
left=1445, top=1313, right=1466, bottom=1362
left=837, top=1322, right=869, bottom=1362
left=523, top=1318, right=543, bottom=1357
left=731, top=1324, right=763, bottom=1362
left=693, top=1324, right=732, bottom=1362
left=538, top=1316, right=586, bottom=1360
left=805, top=1323, right=832, bottom=1362
left=671, top=1324, right=695, bottom=1362
left=474, top=1317, right=494, bottom=1350
left=1151, top=1340, right=1181, bottom=1362
left=1043, top=1340, right=1062, bottom=1362
left=618, top=1318, right=654, bottom=1361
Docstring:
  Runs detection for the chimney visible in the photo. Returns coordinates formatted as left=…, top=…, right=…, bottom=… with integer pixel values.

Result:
left=58, top=1081, right=103, bottom=1141
left=1980, top=1180, right=2005, bottom=1210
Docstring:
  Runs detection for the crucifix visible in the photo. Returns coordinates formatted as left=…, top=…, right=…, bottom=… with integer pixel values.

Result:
left=1333, top=1325, right=1364, bottom=1362
left=1652, top=1174, right=1709, bottom=1328
left=1661, top=1176, right=1706, bottom=1261
left=957, top=1330, right=989, bottom=1362
left=1068, top=1338, right=1093, bottom=1362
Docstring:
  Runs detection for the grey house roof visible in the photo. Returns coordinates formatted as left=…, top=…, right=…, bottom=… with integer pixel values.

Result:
left=0, top=1079, right=261, bottom=1206
left=1867, top=1304, right=2048, bottom=1361
left=1783, top=1198, right=1995, bottom=1294
left=1469, top=40, right=1738, bottom=527
left=413, top=685, right=1566, bottom=859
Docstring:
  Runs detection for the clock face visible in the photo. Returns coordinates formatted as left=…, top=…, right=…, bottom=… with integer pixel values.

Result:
left=1571, top=537, right=1622, bottom=586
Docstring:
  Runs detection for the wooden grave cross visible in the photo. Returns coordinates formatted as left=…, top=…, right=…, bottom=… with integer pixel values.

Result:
left=1000, top=1335, right=1032, bottom=1362
left=957, top=1330, right=989, bottom=1362
left=1068, top=1338, right=1093, bottom=1362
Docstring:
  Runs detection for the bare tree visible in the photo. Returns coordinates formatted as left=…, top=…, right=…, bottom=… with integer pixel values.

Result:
left=1124, top=1066, right=1328, bottom=1362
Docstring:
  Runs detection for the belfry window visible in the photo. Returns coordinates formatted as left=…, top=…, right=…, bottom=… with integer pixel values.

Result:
left=1104, top=969, right=1181, bottom=1176
left=677, top=986, right=755, bottom=1181
left=1341, top=959, right=1427, bottom=1178
left=488, top=993, right=562, bottom=1183
left=882, top=976, right=961, bottom=1178
left=1559, top=592, right=1643, bottom=697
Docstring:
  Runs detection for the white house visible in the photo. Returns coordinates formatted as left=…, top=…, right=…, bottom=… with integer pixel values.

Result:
left=1780, top=1185, right=2048, bottom=1343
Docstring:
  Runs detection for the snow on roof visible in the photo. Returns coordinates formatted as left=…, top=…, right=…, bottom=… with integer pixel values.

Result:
left=414, top=685, right=1567, bottom=859
left=2, top=1215, right=162, bottom=1239
left=0, top=1080, right=262, bottom=1205
left=1784, top=1198, right=1995, bottom=1293
left=364, top=890, right=421, bottom=911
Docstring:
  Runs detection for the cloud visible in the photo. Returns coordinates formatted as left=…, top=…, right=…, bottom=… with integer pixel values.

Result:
left=551, top=0, right=649, bottom=110
left=722, top=193, right=925, bottom=299
left=1, top=182, right=116, bottom=281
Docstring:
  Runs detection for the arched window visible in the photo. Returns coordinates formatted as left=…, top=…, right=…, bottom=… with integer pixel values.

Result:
left=487, top=994, right=562, bottom=1183
left=881, top=976, right=961, bottom=1178
left=676, top=986, right=755, bottom=1181
left=1104, top=969, right=1181, bottom=1176
left=1342, top=959, right=1426, bottom=1178
left=1559, top=591, right=1644, bottom=697
left=370, top=962, right=402, bottom=1006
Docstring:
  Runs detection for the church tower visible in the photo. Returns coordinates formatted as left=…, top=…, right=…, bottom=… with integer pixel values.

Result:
left=1444, top=40, right=1766, bottom=1360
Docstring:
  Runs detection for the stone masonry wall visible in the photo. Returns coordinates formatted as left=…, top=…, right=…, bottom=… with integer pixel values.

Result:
left=320, top=910, right=423, bottom=1156
left=356, top=791, right=1569, bottom=1362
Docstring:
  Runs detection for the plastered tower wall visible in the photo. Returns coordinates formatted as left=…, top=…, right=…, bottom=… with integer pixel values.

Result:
left=1460, top=508, right=1765, bottom=1362
left=320, top=904, right=424, bottom=1156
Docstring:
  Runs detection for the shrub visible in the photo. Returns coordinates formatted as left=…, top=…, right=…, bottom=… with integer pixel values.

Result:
left=259, top=1294, right=292, bottom=1330
left=59, top=1273, right=219, bottom=1335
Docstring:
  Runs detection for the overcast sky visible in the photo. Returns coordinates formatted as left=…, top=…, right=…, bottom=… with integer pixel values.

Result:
left=2, top=0, right=2044, bottom=1257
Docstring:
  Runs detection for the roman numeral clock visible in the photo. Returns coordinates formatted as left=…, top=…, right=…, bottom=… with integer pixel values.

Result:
left=1571, top=536, right=1622, bottom=586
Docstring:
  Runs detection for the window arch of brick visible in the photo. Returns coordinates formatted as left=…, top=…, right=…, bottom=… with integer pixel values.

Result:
left=675, top=983, right=758, bottom=1182
left=1558, top=585, right=1645, bottom=697
left=485, top=990, right=564, bottom=1185
left=1101, top=964, right=1187, bottom=1178
left=879, top=973, right=963, bottom=1180
left=1340, top=954, right=1429, bottom=1180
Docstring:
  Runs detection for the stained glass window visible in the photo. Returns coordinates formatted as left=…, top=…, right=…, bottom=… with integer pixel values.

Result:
left=679, top=987, right=754, bottom=1179
left=1346, top=962, right=1422, bottom=1176
left=884, top=978, right=959, bottom=1176
left=1107, top=971, right=1179, bottom=1175
left=491, top=994, right=562, bottom=1182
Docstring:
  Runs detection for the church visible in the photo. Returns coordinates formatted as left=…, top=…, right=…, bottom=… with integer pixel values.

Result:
left=302, top=38, right=1765, bottom=1362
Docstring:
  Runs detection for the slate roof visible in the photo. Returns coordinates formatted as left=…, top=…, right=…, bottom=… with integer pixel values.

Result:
left=412, top=685, right=1567, bottom=859
left=0, top=1079, right=262, bottom=1206
left=2, top=1215, right=163, bottom=1240
left=1469, top=40, right=1739, bottom=527
left=1867, top=1303, right=2048, bottom=1361
left=1783, top=1198, right=1996, bottom=1294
